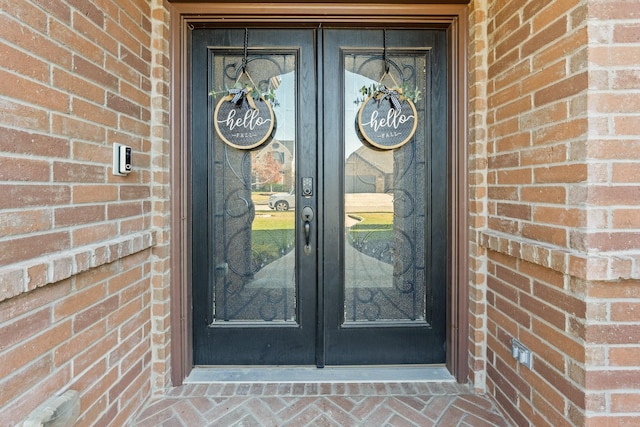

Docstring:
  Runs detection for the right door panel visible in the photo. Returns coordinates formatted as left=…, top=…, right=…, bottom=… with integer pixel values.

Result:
left=322, top=28, right=448, bottom=365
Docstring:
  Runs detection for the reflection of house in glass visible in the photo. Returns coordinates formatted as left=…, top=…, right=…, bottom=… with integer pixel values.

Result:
left=345, top=146, right=393, bottom=193
left=252, top=139, right=295, bottom=190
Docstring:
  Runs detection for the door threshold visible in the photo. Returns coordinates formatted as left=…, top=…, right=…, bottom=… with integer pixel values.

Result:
left=185, top=365, right=455, bottom=384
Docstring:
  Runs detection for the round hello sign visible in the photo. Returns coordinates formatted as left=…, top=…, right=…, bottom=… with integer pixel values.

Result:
left=356, top=89, right=417, bottom=150
left=214, top=93, right=275, bottom=150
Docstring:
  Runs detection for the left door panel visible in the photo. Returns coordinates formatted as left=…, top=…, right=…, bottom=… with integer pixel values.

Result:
left=191, top=28, right=317, bottom=365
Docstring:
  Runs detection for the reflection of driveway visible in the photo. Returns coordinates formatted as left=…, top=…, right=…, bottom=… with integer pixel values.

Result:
left=345, top=193, right=393, bottom=213
left=249, top=218, right=392, bottom=289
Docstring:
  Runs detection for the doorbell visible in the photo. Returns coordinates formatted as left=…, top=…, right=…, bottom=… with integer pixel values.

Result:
left=112, top=143, right=132, bottom=176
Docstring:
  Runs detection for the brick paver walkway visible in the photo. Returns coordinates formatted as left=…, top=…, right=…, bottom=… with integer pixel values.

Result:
left=131, top=382, right=510, bottom=426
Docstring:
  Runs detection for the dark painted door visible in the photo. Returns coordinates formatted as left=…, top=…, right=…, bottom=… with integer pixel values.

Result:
left=191, top=27, right=447, bottom=366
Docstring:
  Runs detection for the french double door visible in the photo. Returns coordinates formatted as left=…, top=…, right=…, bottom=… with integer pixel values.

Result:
left=191, top=27, right=448, bottom=366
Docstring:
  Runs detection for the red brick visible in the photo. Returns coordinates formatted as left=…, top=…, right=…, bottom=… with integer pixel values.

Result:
left=531, top=392, right=571, bottom=427
left=521, top=145, right=567, bottom=166
left=32, top=0, right=71, bottom=23
left=120, top=185, right=151, bottom=200
left=534, top=282, right=585, bottom=318
left=590, top=140, right=640, bottom=160
left=0, top=307, right=51, bottom=352
left=72, top=98, right=118, bottom=128
left=0, top=320, right=72, bottom=378
left=107, top=201, right=144, bottom=220
left=532, top=27, right=587, bottom=71
left=534, top=164, right=587, bottom=184
left=108, top=297, right=143, bottom=330
left=0, top=41, right=49, bottom=83
left=120, top=45, right=150, bottom=76
left=54, top=319, right=106, bottom=367
left=521, top=261, right=565, bottom=287
left=612, top=163, right=640, bottom=183
left=0, top=270, right=24, bottom=302
left=0, top=69, right=69, bottom=113
left=50, top=19, right=103, bottom=63
left=534, top=73, right=587, bottom=107
left=586, top=324, right=640, bottom=345
left=534, top=359, right=584, bottom=407
left=494, top=21, right=531, bottom=63
left=72, top=184, right=118, bottom=203
left=613, top=70, right=640, bottom=90
left=522, top=102, right=568, bottom=131
left=107, top=92, right=141, bottom=118
left=0, top=127, right=70, bottom=158
left=0, top=157, right=51, bottom=182
left=533, top=206, right=584, bottom=228
left=75, top=296, right=119, bottom=332
left=54, top=283, right=106, bottom=320
left=53, top=161, right=105, bottom=183
left=521, top=186, right=565, bottom=204
left=55, top=205, right=105, bottom=227
left=522, top=223, right=566, bottom=247
left=488, top=152, right=519, bottom=169
left=0, top=15, right=71, bottom=69
left=71, top=223, right=118, bottom=247
left=495, top=132, right=531, bottom=152
left=0, top=231, right=70, bottom=265
left=522, top=57, right=567, bottom=95
left=0, top=184, right=71, bottom=209
left=52, top=114, right=106, bottom=143
left=488, top=185, right=519, bottom=201
left=73, top=55, right=118, bottom=90
left=117, top=10, right=151, bottom=47
left=73, top=141, right=112, bottom=164
left=609, top=346, right=640, bottom=367
left=0, top=355, right=50, bottom=407
left=0, top=209, right=52, bottom=237
left=611, top=393, right=640, bottom=412
left=0, top=364, right=71, bottom=426
left=68, top=0, right=104, bottom=27
left=584, top=231, right=640, bottom=251
left=589, top=1, right=640, bottom=20
left=587, top=369, right=640, bottom=391
left=497, top=202, right=531, bottom=220
left=497, top=167, right=532, bottom=185
left=72, top=11, right=117, bottom=55
left=53, top=68, right=105, bottom=104
left=522, top=16, right=568, bottom=57
left=496, top=295, right=531, bottom=328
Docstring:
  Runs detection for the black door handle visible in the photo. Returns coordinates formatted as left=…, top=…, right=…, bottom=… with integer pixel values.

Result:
left=301, top=206, right=314, bottom=255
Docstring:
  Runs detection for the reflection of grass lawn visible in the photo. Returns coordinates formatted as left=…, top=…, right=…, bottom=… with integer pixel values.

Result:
left=349, top=212, right=393, bottom=226
left=253, top=211, right=295, bottom=230
left=251, top=212, right=393, bottom=268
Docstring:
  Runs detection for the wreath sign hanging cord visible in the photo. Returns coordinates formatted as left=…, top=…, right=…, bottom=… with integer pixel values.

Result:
left=356, top=30, right=418, bottom=150
left=214, top=29, right=275, bottom=150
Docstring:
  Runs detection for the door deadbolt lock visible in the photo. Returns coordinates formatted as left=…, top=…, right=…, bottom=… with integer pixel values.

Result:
left=301, top=206, right=314, bottom=222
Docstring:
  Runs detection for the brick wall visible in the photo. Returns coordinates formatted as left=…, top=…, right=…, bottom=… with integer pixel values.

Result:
left=467, top=0, right=490, bottom=392
left=470, top=0, right=640, bottom=425
left=583, top=1, right=640, bottom=425
left=0, top=0, right=169, bottom=424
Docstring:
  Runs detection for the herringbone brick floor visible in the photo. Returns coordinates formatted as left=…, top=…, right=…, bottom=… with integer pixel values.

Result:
left=131, top=382, right=511, bottom=426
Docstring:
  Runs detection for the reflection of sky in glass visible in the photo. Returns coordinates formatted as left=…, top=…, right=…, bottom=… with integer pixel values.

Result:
left=272, top=71, right=295, bottom=141
left=271, top=69, right=376, bottom=159
left=345, top=70, right=376, bottom=158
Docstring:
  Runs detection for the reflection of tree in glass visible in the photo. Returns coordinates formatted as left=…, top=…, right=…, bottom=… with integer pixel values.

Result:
left=252, top=150, right=282, bottom=190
